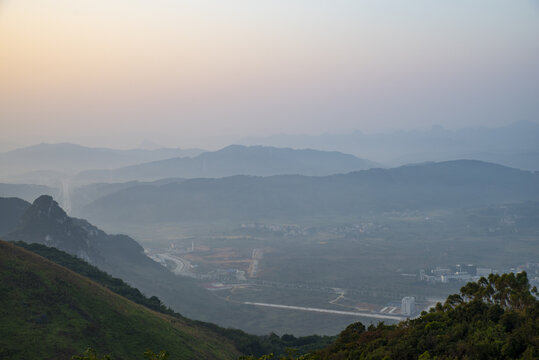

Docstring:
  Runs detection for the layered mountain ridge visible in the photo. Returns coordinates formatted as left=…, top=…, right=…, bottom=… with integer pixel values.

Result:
left=76, top=145, right=378, bottom=183
left=0, top=142, right=204, bottom=178
left=80, top=160, right=539, bottom=224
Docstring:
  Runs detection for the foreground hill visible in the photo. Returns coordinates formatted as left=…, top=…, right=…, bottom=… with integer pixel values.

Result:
left=11, top=241, right=333, bottom=358
left=0, top=240, right=240, bottom=360
left=81, top=160, right=539, bottom=224
left=247, top=272, right=539, bottom=359
left=76, top=145, right=377, bottom=182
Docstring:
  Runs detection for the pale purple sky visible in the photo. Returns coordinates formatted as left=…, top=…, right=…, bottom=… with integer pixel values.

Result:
left=1, top=0, right=538, bottom=150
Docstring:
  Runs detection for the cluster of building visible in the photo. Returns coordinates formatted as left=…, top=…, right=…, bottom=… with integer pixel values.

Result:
left=239, top=221, right=388, bottom=237
left=240, top=223, right=309, bottom=236
left=381, top=297, right=417, bottom=317
left=419, top=262, right=539, bottom=284
left=324, top=222, right=385, bottom=236
left=419, top=264, right=493, bottom=284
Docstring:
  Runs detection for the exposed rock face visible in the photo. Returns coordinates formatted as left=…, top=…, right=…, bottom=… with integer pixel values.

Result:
left=6, top=195, right=144, bottom=268
left=2, top=195, right=256, bottom=330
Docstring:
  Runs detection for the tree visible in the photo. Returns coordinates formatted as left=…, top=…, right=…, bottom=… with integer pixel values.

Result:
left=71, top=348, right=169, bottom=360
left=71, top=348, right=111, bottom=360
left=143, top=349, right=169, bottom=360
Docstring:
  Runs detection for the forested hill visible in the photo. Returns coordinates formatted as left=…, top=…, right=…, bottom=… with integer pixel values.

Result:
left=0, top=240, right=240, bottom=360
left=245, top=272, right=539, bottom=360
left=81, top=160, right=539, bottom=224
left=12, top=241, right=334, bottom=358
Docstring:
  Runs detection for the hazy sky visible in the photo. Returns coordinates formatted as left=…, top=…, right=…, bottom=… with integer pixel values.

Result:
left=1, top=1, right=538, bottom=150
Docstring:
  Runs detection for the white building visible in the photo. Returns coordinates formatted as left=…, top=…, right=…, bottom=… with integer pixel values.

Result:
left=401, top=296, right=415, bottom=316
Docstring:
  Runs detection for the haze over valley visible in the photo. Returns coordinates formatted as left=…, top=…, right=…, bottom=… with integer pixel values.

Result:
left=1, top=1, right=538, bottom=359
left=1, top=131, right=538, bottom=339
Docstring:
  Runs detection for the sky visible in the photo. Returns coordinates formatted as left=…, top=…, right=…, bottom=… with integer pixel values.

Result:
left=1, top=0, right=538, bottom=150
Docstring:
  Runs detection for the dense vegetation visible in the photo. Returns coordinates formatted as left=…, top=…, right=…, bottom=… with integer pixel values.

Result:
left=71, top=348, right=169, bottom=360
left=244, top=272, right=538, bottom=359
left=0, top=240, right=240, bottom=360
left=14, top=241, right=178, bottom=316
left=11, top=241, right=334, bottom=357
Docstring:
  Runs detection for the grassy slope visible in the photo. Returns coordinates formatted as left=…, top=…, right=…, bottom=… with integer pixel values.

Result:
left=11, top=241, right=334, bottom=357
left=0, top=240, right=240, bottom=360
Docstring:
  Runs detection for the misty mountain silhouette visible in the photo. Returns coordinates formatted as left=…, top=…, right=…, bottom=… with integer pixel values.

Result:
left=240, top=121, right=539, bottom=170
left=81, top=160, right=539, bottom=223
left=0, top=143, right=205, bottom=177
left=76, top=145, right=378, bottom=182
left=5, top=195, right=145, bottom=266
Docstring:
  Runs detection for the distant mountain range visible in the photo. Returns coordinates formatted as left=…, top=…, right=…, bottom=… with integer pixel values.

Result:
left=0, top=143, right=205, bottom=179
left=240, top=121, right=539, bottom=170
left=68, top=178, right=186, bottom=215
left=79, top=160, right=539, bottom=224
left=2, top=121, right=538, bottom=187
left=75, top=145, right=378, bottom=183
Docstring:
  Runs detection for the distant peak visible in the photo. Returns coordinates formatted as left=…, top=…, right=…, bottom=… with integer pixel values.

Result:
left=26, top=195, right=68, bottom=223
left=32, top=195, right=55, bottom=206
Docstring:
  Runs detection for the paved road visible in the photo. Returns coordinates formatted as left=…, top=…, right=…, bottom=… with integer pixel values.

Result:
left=148, top=252, right=191, bottom=276
left=244, top=301, right=407, bottom=321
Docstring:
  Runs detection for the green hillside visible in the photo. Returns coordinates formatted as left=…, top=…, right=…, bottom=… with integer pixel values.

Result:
left=0, top=240, right=241, bottom=360
left=11, top=241, right=334, bottom=357
left=246, top=272, right=539, bottom=360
